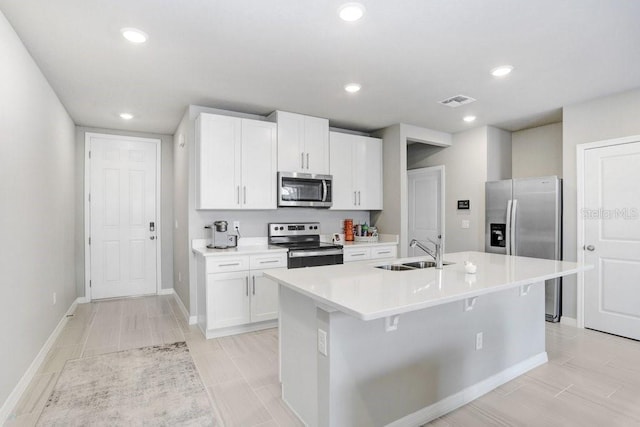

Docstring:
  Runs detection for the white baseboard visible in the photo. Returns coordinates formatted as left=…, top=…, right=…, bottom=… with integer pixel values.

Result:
left=76, top=296, right=89, bottom=304
left=0, top=298, right=81, bottom=424
left=157, top=288, right=174, bottom=296
left=560, top=316, right=578, bottom=327
left=173, top=291, right=196, bottom=325
left=386, top=352, right=549, bottom=427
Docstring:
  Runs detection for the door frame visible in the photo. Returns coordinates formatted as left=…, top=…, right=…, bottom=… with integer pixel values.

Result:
left=576, top=134, right=640, bottom=328
left=407, top=165, right=446, bottom=254
left=84, top=132, right=162, bottom=301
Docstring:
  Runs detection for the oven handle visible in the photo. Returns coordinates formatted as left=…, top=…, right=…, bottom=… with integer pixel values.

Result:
left=289, top=249, right=343, bottom=258
left=322, top=180, right=328, bottom=202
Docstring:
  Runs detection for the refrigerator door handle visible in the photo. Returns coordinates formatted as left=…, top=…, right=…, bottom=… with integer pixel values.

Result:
left=506, top=199, right=513, bottom=255
left=510, top=199, right=518, bottom=255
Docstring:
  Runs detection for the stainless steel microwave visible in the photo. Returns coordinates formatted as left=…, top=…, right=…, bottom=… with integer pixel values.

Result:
left=278, top=172, right=332, bottom=208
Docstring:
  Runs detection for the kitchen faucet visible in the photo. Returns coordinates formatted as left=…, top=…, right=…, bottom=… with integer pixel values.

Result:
left=409, top=235, right=443, bottom=269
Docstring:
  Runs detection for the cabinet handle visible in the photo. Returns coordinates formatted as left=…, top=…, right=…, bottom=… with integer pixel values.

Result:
left=219, top=262, right=240, bottom=267
left=246, top=277, right=249, bottom=296
left=243, top=186, right=247, bottom=204
left=252, top=276, right=256, bottom=295
left=237, top=186, right=240, bottom=204
left=354, top=191, right=357, bottom=205
left=301, top=152, right=305, bottom=169
left=352, top=253, right=366, bottom=257
left=306, top=153, right=309, bottom=169
left=259, top=260, right=279, bottom=264
left=358, top=191, right=361, bottom=206
left=377, top=250, right=391, bottom=254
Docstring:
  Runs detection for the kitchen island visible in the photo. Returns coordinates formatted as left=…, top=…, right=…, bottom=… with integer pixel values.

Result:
left=265, top=251, right=589, bottom=427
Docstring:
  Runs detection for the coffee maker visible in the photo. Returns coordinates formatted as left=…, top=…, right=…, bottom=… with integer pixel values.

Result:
left=205, top=220, right=238, bottom=249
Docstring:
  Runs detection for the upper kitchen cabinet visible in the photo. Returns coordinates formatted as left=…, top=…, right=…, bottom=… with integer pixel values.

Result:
left=196, top=113, right=277, bottom=209
left=330, top=132, right=383, bottom=210
left=269, top=111, right=329, bottom=174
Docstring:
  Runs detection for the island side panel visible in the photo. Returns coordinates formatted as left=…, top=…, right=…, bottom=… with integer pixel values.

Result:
left=279, top=285, right=319, bottom=426
left=320, top=283, right=547, bottom=426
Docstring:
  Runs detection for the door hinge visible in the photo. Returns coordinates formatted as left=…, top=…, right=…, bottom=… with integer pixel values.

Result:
left=89, top=280, right=92, bottom=288
left=88, top=150, right=91, bottom=159
left=88, top=237, right=91, bottom=245
left=88, top=193, right=91, bottom=202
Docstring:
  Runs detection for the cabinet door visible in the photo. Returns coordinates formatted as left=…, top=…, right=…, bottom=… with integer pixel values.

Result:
left=304, top=116, right=330, bottom=174
left=343, top=247, right=371, bottom=262
left=241, top=120, right=277, bottom=209
left=329, top=132, right=356, bottom=209
left=250, top=270, right=279, bottom=322
left=370, top=245, right=397, bottom=260
left=276, top=111, right=305, bottom=172
left=357, top=136, right=383, bottom=210
left=196, top=114, right=242, bottom=209
left=207, top=271, right=251, bottom=329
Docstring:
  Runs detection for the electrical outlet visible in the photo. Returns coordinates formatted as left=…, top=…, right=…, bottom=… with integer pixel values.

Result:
left=53, top=292, right=57, bottom=305
left=178, top=272, right=182, bottom=282
left=476, top=332, right=483, bottom=350
left=462, top=220, right=470, bottom=229
left=318, top=328, right=328, bottom=356
left=233, top=221, right=240, bottom=233
left=175, top=220, right=178, bottom=229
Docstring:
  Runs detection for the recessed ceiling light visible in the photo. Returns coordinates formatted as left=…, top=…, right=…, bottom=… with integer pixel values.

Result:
left=344, top=83, right=362, bottom=93
left=120, top=113, right=134, bottom=120
left=491, top=65, right=513, bottom=77
left=338, top=3, right=366, bottom=22
left=463, top=115, right=476, bottom=123
left=121, top=28, right=148, bottom=44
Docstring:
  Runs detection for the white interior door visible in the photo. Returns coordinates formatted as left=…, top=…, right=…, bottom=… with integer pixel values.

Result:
left=408, top=166, right=444, bottom=255
left=583, top=140, right=640, bottom=340
left=89, top=134, right=159, bottom=299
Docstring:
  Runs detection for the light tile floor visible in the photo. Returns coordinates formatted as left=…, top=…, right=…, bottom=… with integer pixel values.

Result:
left=5, top=295, right=640, bottom=426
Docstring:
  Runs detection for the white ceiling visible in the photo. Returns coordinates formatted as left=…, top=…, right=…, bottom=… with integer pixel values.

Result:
left=1, top=0, right=639, bottom=135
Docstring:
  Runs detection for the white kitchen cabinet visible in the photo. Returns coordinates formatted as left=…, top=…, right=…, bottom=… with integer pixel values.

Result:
left=343, top=244, right=397, bottom=262
left=370, top=245, right=398, bottom=259
left=196, top=113, right=276, bottom=209
left=343, top=247, right=371, bottom=262
left=269, top=110, right=329, bottom=174
left=206, top=271, right=251, bottom=329
left=250, top=270, right=279, bottom=322
left=197, top=251, right=287, bottom=338
left=330, top=132, right=383, bottom=210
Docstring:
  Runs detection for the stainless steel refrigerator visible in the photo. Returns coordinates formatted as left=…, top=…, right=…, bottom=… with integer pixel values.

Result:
left=485, top=176, right=562, bottom=322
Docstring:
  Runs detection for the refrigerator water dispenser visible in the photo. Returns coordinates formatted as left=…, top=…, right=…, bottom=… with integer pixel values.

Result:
left=490, top=223, right=506, bottom=247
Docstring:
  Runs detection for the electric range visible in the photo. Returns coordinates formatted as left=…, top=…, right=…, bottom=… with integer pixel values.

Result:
left=268, top=222, right=343, bottom=269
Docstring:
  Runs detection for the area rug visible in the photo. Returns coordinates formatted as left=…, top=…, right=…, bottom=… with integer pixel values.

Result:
left=37, top=342, right=217, bottom=426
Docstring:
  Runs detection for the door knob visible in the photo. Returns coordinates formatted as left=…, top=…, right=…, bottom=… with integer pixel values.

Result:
left=585, top=244, right=595, bottom=251
left=150, top=236, right=156, bottom=240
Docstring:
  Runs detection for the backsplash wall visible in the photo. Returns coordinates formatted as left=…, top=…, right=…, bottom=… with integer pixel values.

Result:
left=192, top=208, right=370, bottom=240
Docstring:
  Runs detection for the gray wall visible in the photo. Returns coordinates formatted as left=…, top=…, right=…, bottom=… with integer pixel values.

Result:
left=174, top=106, right=370, bottom=314
left=408, top=126, right=512, bottom=253
left=512, top=123, right=563, bottom=179
left=0, top=10, right=76, bottom=406
left=74, top=127, right=175, bottom=297
left=373, top=124, right=452, bottom=257
left=562, top=88, right=640, bottom=319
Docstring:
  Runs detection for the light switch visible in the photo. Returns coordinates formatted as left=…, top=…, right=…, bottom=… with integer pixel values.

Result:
left=461, top=220, right=470, bottom=229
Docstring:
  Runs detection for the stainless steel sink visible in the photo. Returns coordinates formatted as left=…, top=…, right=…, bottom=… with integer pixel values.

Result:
left=402, top=261, right=454, bottom=269
left=375, top=264, right=415, bottom=271
left=376, top=261, right=455, bottom=271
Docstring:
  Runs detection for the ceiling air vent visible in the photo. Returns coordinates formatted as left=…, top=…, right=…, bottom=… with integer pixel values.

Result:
left=438, top=95, right=476, bottom=108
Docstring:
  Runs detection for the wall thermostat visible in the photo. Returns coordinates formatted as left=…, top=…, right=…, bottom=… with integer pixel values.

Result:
left=457, top=200, right=470, bottom=210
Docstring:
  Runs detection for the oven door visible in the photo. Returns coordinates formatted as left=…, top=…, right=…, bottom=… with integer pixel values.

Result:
left=278, top=172, right=332, bottom=208
left=288, top=248, right=343, bottom=269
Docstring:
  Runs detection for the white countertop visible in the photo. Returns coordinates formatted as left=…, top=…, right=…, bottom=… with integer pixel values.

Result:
left=339, top=234, right=399, bottom=248
left=265, top=251, right=591, bottom=321
left=192, top=238, right=287, bottom=257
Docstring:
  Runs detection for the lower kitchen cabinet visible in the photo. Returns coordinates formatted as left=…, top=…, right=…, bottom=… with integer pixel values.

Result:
left=206, top=271, right=251, bottom=329
left=250, top=270, right=279, bottom=323
left=343, top=244, right=398, bottom=262
left=197, top=251, right=286, bottom=338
